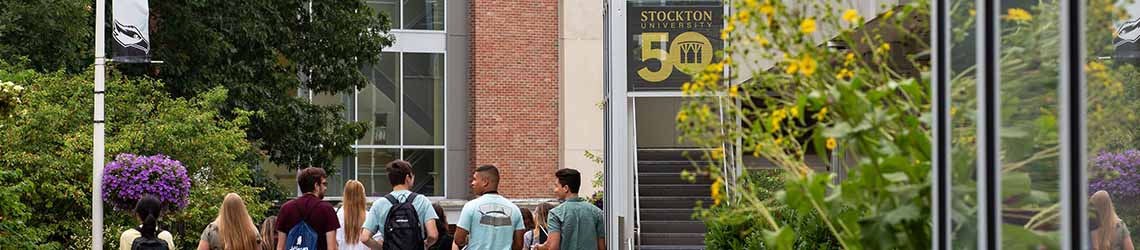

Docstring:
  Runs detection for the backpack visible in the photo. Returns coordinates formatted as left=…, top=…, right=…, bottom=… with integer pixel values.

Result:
left=285, top=201, right=321, bottom=250
left=383, top=193, right=424, bottom=250
left=130, top=228, right=170, bottom=250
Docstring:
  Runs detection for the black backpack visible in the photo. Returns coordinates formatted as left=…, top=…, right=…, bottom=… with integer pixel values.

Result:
left=130, top=228, right=170, bottom=250
left=383, top=193, right=424, bottom=250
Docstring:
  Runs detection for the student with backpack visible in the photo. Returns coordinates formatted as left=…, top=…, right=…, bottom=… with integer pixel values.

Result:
left=275, top=167, right=341, bottom=250
left=536, top=169, right=605, bottom=250
left=454, top=165, right=525, bottom=250
left=361, top=160, right=440, bottom=249
left=118, top=195, right=176, bottom=250
left=524, top=202, right=556, bottom=249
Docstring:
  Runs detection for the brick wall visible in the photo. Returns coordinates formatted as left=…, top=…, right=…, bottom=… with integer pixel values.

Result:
left=468, top=0, right=560, bottom=198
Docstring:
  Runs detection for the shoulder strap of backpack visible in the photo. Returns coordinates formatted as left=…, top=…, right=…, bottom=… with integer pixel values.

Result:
left=405, top=193, right=418, bottom=206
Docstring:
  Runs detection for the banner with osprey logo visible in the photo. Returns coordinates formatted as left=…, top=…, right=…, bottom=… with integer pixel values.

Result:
left=112, top=0, right=150, bottom=63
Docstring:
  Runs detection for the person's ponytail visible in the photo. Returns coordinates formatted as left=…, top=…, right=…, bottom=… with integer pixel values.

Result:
left=134, top=195, right=163, bottom=239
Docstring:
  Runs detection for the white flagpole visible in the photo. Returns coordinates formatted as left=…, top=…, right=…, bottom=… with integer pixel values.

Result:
left=93, top=0, right=106, bottom=248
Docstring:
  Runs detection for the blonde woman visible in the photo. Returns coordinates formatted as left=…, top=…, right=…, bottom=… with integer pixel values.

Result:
left=197, top=193, right=261, bottom=250
left=336, top=180, right=369, bottom=250
left=525, top=202, right=556, bottom=249
left=1092, top=191, right=1135, bottom=250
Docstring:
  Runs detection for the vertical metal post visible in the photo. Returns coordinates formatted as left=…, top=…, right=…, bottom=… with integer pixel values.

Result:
left=932, top=0, right=951, bottom=248
left=1060, top=0, right=1087, bottom=249
left=93, top=0, right=107, bottom=248
left=976, top=0, right=1002, bottom=248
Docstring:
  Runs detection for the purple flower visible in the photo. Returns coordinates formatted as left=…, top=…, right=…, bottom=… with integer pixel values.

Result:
left=1091, top=150, right=1140, bottom=200
left=102, top=154, right=192, bottom=211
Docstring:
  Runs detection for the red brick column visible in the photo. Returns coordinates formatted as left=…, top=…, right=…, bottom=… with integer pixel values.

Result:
left=469, top=0, right=560, bottom=198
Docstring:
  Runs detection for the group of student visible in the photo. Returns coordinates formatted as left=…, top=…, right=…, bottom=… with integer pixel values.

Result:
left=117, top=159, right=605, bottom=250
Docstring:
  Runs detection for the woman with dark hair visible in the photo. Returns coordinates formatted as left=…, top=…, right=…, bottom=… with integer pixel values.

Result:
left=428, top=203, right=453, bottom=250
left=118, top=195, right=175, bottom=250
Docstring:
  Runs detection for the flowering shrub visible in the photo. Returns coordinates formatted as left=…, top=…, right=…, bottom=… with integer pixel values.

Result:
left=1090, top=150, right=1140, bottom=199
left=102, top=154, right=191, bottom=211
left=0, top=80, right=24, bottom=117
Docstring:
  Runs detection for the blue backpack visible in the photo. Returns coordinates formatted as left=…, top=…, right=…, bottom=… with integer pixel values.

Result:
left=285, top=202, right=321, bottom=250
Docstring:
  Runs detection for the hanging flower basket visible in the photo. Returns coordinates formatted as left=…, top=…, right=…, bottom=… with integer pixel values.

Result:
left=102, top=154, right=191, bottom=211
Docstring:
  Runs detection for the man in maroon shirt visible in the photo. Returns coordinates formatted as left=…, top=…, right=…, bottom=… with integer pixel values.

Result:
left=276, top=167, right=341, bottom=250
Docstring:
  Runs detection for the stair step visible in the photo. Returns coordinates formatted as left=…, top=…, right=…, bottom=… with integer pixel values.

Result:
left=640, top=197, right=713, bottom=209
left=639, top=221, right=708, bottom=234
left=638, top=184, right=711, bottom=197
left=639, top=172, right=712, bottom=185
left=641, top=233, right=706, bottom=246
left=636, top=246, right=706, bottom=250
left=636, top=163, right=702, bottom=173
left=637, top=149, right=709, bottom=162
left=639, top=208, right=698, bottom=221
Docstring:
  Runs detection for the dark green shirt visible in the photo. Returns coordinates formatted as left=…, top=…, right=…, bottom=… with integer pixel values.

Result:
left=547, top=197, right=605, bottom=250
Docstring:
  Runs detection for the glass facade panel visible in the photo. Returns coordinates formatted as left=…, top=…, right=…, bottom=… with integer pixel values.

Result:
left=1087, top=0, right=1140, bottom=248
left=402, top=53, right=445, bottom=145
left=404, top=149, right=444, bottom=196
left=998, top=1, right=1061, bottom=248
left=358, top=148, right=401, bottom=196
left=360, top=52, right=402, bottom=145
left=949, top=0, right=979, bottom=248
left=367, top=0, right=400, bottom=28
left=403, top=0, right=444, bottom=30
left=325, top=157, right=354, bottom=197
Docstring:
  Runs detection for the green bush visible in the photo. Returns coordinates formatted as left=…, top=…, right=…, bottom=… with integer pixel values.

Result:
left=0, top=60, right=268, bottom=249
left=700, top=169, right=840, bottom=249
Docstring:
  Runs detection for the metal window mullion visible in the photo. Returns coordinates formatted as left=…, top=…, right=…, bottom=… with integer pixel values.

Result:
left=1059, top=0, right=1088, bottom=249
left=399, top=52, right=405, bottom=160
left=976, top=0, right=1002, bottom=248
left=933, top=0, right=952, bottom=248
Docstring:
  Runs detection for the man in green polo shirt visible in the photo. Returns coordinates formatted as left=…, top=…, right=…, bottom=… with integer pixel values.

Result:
left=536, top=169, right=605, bottom=250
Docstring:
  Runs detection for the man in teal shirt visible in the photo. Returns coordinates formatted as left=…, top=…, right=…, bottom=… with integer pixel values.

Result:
left=537, top=169, right=605, bottom=250
left=454, top=165, right=525, bottom=250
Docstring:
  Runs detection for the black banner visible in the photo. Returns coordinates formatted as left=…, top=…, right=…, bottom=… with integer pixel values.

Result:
left=112, top=0, right=150, bottom=63
left=627, top=5, right=723, bottom=92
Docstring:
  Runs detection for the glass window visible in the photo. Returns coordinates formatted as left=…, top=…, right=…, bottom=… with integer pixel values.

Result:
left=359, top=53, right=402, bottom=145
left=402, top=53, right=445, bottom=145
left=949, top=0, right=979, bottom=247
left=1087, top=0, right=1140, bottom=248
left=404, top=0, right=444, bottom=30
left=367, top=0, right=400, bottom=28
left=405, top=149, right=444, bottom=196
left=357, top=148, right=400, bottom=196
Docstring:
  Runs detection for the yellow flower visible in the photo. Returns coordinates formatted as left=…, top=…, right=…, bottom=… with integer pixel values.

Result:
left=814, top=107, right=828, bottom=120
left=877, top=43, right=891, bottom=54
left=728, top=85, right=739, bottom=97
left=676, top=111, right=688, bottom=122
left=950, top=106, right=958, bottom=116
left=884, top=9, right=894, bottom=19
left=969, top=9, right=976, bottom=17
left=845, top=52, right=856, bottom=66
left=711, top=177, right=724, bottom=205
left=711, top=146, right=725, bottom=160
left=681, top=82, right=691, bottom=94
left=1004, top=8, right=1032, bottom=21
left=800, top=18, right=817, bottom=34
left=785, top=63, right=799, bottom=75
left=744, top=0, right=758, bottom=8
left=721, top=30, right=729, bottom=40
left=738, top=10, right=751, bottom=21
left=755, top=35, right=770, bottom=47
left=826, top=137, right=837, bottom=150
left=752, top=143, right=762, bottom=157
left=789, top=107, right=799, bottom=118
left=759, top=4, right=774, bottom=15
left=842, top=9, right=860, bottom=23
left=799, top=55, right=817, bottom=76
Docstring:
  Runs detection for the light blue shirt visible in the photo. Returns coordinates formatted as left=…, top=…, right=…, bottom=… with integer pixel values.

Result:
left=362, top=190, right=439, bottom=238
left=457, top=194, right=524, bottom=250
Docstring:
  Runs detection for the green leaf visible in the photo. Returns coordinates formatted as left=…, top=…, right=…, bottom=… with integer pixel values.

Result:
left=882, top=204, right=922, bottom=224
left=763, top=226, right=796, bottom=250
left=882, top=172, right=910, bottom=183
left=1001, top=171, right=1032, bottom=199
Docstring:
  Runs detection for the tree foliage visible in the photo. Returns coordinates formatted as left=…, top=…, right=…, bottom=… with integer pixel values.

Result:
left=0, top=60, right=267, bottom=249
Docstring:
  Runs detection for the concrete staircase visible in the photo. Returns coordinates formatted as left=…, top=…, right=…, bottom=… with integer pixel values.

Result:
left=636, top=150, right=713, bottom=250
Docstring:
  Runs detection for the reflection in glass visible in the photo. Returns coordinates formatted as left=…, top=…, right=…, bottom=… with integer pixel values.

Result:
left=360, top=53, right=401, bottom=145
left=1088, top=0, right=1140, bottom=248
left=325, top=157, right=354, bottom=197
left=358, top=148, right=401, bottom=196
left=404, top=0, right=444, bottom=30
left=949, top=0, right=979, bottom=248
left=313, top=91, right=352, bottom=119
left=402, top=53, right=445, bottom=145
left=405, top=149, right=443, bottom=196
left=367, top=0, right=400, bottom=28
